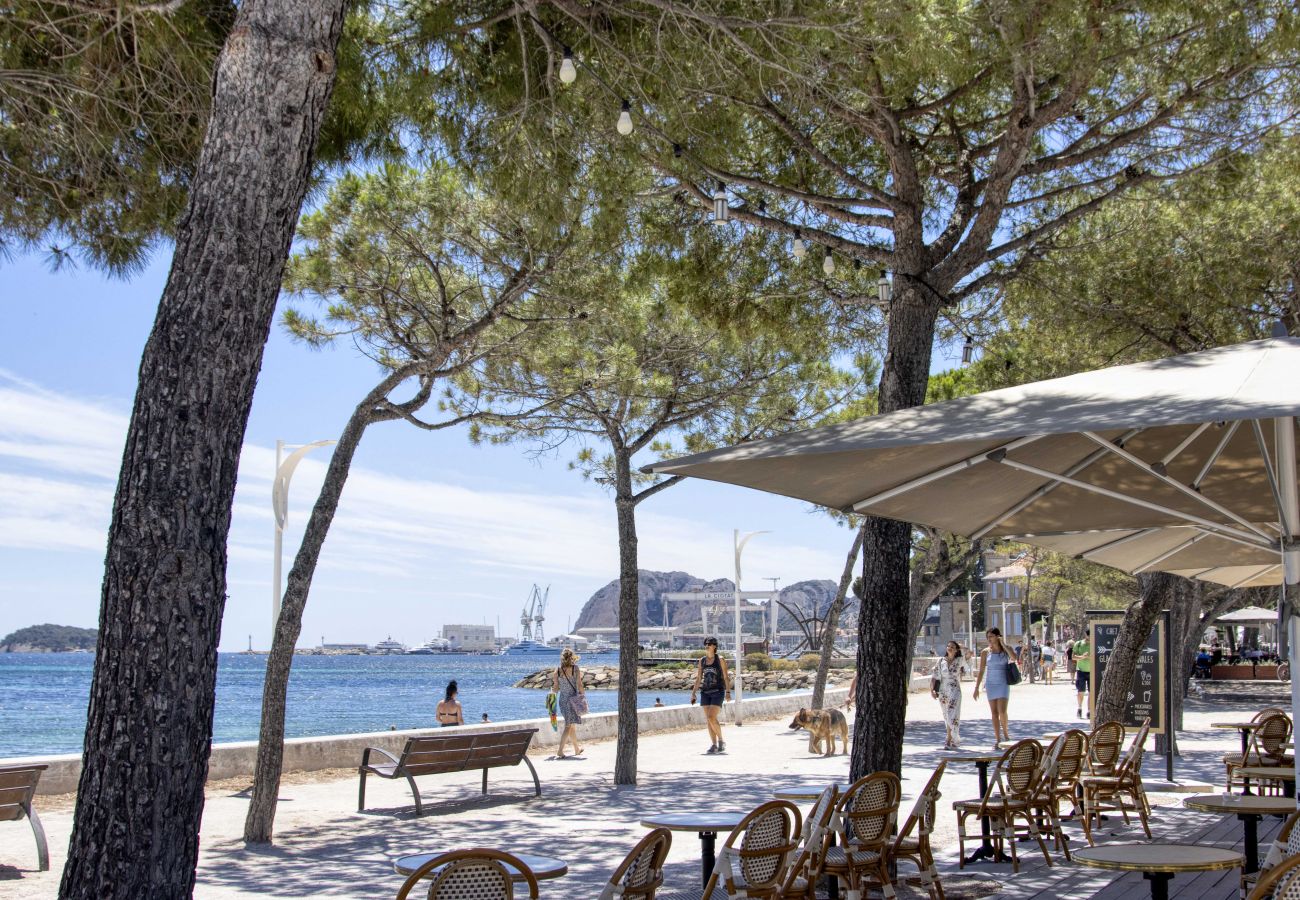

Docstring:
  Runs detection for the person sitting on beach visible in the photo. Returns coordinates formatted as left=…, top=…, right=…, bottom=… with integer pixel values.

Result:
left=436, top=680, right=463, bottom=727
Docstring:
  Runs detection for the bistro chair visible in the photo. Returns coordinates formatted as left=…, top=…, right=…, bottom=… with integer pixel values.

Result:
left=954, top=739, right=1052, bottom=873
left=1246, top=810, right=1300, bottom=897
left=1087, top=721, right=1126, bottom=777
left=776, top=785, right=839, bottom=899
left=395, top=849, right=539, bottom=900
left=1249, top=851, right=1300, bottom=900
left=888, top=762, right=946, bottom=900
left=1226, top=712, right=1294, bottom=792
left=823, top=772, right=901, bottom=900
left=598, top=828, right=673, bottom=900
left=662, top=800, right=802, bottom=900
left=1027, top=730, right=1087, bottom=861
left=1079, top=718, right=1152, bottom=845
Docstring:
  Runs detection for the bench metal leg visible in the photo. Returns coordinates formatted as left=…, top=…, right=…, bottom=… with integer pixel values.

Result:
left=406, top=773, right=423, bottom=815
left=521, top=756, right=541, bottom=797
left=482, top=767, right=489, bottom=795
left=25, top=803, right=48, bottom=872
left=358, top=770, right=368, bottom=812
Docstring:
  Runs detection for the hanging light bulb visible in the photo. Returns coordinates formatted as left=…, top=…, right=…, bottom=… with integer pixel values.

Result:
left=822, top=247, right=835, bottom=275
left=877, top=270, right=892, bottom=305
left=792, top=230, right=806, bottom=260
left=559, top=48, right=577, bottom=84
left=962, top=335, right=975, bottom=365
left=616, top=100, right=633, bottom=136
left=712, top=182, right=729, bottom=224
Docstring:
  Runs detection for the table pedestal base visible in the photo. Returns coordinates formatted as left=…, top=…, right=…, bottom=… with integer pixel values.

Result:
left=699, top=831, right=717, bottom=887
left=1144, top=871, right=1172, bottom=900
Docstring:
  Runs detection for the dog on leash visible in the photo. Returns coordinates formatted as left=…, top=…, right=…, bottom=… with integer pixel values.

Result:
left=789, top=707, right=849, bottom=757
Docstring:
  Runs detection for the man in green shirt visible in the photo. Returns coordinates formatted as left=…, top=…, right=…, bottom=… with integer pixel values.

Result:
left=1073, top=637, right=1092, bottom=719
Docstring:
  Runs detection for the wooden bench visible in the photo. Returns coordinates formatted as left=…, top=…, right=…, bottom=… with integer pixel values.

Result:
left=358, top=728, right=540, bottom=814
left=0, top=764, right=49, bottom=871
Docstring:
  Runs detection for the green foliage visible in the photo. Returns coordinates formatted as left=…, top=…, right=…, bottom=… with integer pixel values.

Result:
left=797, top=653, right=821, bottom=671
left=744, top=651, right=773, bottom=671
left=1, top=623, right=96, bottom=651
left=770, top=658, right=800, bottom=672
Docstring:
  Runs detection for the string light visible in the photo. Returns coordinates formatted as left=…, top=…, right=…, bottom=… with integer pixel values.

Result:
left=792, top=230, right=807, bottom=260
left=616, top=100, right=634, bottom=135
left=559, top=48, right=577, bottom=84
left=822, top=247, right=835, bottom=275
left=962, top=335, right=975, bottom=365
left=712, top=182, right=729, bottom=224
left=877, top=270, right=892, bottom=305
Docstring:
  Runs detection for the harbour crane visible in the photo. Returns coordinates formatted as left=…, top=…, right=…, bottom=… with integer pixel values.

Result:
left=532, top=585, right=550, bottom=646
left=519, top=588, right=536, bottom=642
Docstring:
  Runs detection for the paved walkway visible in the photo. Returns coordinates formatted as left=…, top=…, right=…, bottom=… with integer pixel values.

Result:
left=1, top=678, right=1292, bottom=898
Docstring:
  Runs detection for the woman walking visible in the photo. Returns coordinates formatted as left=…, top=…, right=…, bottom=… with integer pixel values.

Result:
left=551, top=647, right=586, bottom=758
left=691, top=636, right=732, bottom=754
left=973, top=628, right=1012, bottom=749
left=931, top=641, right=969, bottom=749
left=436, top=680, right=463, bottom=727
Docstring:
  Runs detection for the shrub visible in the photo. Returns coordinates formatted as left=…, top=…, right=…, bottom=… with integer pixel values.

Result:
left=771, top=658, right=799, bottom=671
left=745, top=652, right=773, bottom=672
left=798, top=653, right=821, bottom=670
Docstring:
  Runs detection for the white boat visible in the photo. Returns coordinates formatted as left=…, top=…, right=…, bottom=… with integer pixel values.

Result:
left=372, top=636, right=407, bottom=654
left=504, top=640, right=562, bottom=655
left=407, top=637, right=451, bottom=655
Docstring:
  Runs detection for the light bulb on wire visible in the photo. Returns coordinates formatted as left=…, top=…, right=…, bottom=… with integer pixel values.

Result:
left=962, top=335, right=975, bottom=365
left=616, top=100, right=633, bottom=136
left=792, top=230, right=806, bottom=260
left=822, top=247, right=835, bottom=275
left=712, top=183, right=729, bottom=224
left=559, top=48, right=577, bottom=84
left=877, top=270, right=892, bottom=305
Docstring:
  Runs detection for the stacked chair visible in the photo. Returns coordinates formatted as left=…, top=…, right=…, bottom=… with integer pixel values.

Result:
left=662, top=801, right=802, bottom=900
left=1027, top=729, right=1089, bottom=862
left=777, top=785, right=839, bottom=899
left=1087, top=720, right=1126, bottom=777
left=1078, top=718, right=1152, bottom=845
left=954, top=740, right=1053, bottom=873
left=823, top=772, right=901, bottom=900
left=395, top=849, right=540, bottom=900
left=598, top=828, right=674, bottom=900
left=889, top=762, right=946, bottom=900
left=1225, top=711, right=1294, bottom=794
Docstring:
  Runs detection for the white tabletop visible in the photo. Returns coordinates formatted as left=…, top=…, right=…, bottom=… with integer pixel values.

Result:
left=641, top=812, right=747, bottom=833
left=1184, top=794, right=1296, bottom=815
left=1073, top=842, right=1241, bottom=873
left=394, top=852, right=568, bottom=879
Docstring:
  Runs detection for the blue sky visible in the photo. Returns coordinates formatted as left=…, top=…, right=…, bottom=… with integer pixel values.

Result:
left=1, top=248, right=991, bottom=651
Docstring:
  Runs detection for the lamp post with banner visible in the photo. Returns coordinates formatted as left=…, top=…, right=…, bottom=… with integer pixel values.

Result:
left=271, top=439, right=335, bottom=635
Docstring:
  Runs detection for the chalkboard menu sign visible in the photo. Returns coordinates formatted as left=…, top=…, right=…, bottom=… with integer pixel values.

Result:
left=1089, top=616, right=1166, bottom=736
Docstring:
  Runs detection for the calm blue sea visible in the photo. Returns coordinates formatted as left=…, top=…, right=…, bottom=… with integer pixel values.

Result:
left=0, top=652, right=697, bottom=758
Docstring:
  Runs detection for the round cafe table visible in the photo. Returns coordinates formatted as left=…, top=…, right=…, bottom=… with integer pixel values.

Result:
left=945, top=752, right=1008, bottom=864
left=394, top=850, right=568, bottom=881
left=1184, top=794, right=1296, bottom=873
left=772, top=783, right=846, bottom=802
left=641, top=811, right=746, bottom=887
left=1236, top=765, right=1297, bottom=799
left=1072, top=843, right=1241, bottom=900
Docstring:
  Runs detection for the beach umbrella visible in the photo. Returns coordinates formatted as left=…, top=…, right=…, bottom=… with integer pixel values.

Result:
left=646, top=337, right=1300, bottom=587
left=1217, top=606, right=1284, bottom=624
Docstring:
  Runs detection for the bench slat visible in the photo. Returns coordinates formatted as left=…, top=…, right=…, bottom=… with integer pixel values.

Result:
left=0, top=771, right=41, bottom=791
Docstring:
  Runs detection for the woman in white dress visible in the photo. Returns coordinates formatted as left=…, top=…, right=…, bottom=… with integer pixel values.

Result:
left=932, top=641, right=970, bottom=750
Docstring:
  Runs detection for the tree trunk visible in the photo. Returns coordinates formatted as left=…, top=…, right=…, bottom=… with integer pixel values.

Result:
left=1095, top=573, right=1173, bottom=725
left=59, top=0, right=347, bottom=895
left=244, top=380, right=395, bottom=842
left=812, top=521, right=866, bottom=709
left=850, top=281, right=941, bottom=781
left=613, top=454, right=640, bottom=785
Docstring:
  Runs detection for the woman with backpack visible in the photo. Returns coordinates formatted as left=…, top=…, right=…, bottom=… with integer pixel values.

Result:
left=551, top=647, right=587, bottom=758
left=690, top=636, right=732, bottom=754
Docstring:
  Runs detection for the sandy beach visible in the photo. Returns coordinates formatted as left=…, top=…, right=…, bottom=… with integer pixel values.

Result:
left=1, top=677, right=1279, bottom=898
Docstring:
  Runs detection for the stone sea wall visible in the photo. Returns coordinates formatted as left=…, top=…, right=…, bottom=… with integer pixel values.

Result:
left=515, top=664, right=855, bottom=693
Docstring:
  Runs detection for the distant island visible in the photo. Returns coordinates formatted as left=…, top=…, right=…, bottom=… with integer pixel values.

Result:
left=1, top=623, right=98, bottom=653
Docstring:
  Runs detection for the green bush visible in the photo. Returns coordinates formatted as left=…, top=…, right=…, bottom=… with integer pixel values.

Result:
left=771, top=658, right=799, bottom=671
left=798, top=653, right=821, bottom=670
left=745, top=652, right=773, bottom=671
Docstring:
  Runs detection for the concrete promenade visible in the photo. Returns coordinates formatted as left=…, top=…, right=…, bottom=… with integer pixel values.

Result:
left=0, top=678, right=1287, bottom=898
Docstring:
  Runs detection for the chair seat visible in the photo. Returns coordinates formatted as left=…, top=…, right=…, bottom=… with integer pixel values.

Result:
left=1224, top=753, right=1294, bottom=767
left=658, top=888, right=729, bottom=900
left=953, top=799, right=1029, bottom=813
left=824, top=845, right=883, bottom=866
left=892, top=836, right=922, bottom=853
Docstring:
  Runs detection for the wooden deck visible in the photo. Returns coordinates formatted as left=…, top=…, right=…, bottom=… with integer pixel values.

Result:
left=925, top=800, right=1284, bottom=899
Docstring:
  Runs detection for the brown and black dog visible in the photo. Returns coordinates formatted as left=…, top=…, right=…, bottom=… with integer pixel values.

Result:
left=788, top=707, right=849, bottom=756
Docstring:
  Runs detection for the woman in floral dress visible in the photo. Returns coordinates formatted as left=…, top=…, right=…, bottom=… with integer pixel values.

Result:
left=932, top=641, right=970, bottom=750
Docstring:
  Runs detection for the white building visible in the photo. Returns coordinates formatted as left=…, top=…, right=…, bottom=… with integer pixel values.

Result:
left=442, top=624, right=496, bottom=651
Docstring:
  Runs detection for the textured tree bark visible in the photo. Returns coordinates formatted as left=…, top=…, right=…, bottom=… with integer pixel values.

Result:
left=811, top=521, right=866, bottom=710
left=59, top=0, right=347, bottom=893
left=613, top=454, right=640, bottom=785
left=850, top=282, right=941, bottom=780
left=1095, top=573, right=1172, bottom=725
left=244, top=379, right=395, bottom=842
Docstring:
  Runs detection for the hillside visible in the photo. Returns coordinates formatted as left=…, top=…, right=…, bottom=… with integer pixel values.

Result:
left=573, top=570, right=844, bottom=633
left=1, top=623, right=98, bottom=652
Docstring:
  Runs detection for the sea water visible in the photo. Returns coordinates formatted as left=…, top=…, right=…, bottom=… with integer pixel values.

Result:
left=0, top=652, right=698, bottom=758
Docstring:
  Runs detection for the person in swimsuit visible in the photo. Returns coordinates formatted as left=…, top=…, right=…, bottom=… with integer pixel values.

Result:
left=973, top=627, right=1012, bottom=749
left=691, top=636, right=732, bottom=754
left=551, top=647, right=586, bottom=758
left=436, top=680, right=463, bottom=727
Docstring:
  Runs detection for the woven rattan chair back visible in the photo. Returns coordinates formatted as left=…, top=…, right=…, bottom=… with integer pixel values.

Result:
left=1254, top=707, right=1289, bottom=722
left=778, top=787, right=838, bottom=897
left=1088, top=721, right=1125, bottom=775
left=804, top=785, right=838, bottom=843
left=1250, top=853, right=1300, bottom=900
left=395, top=849, right=539, bottom=900
left=1121, top=718, right=1151, bottom=775
left=724, top=800, right=801, bottom=890
left=1255, top=713, right=1293, bottom=761
left=599, top=828, right=672, bottom=900
left=1051, top=730, right=1089, bottom=786
left=898, top=762, right=946, bottom=844
left=999, top=740, right=1043, bottom=800
left=842, top=771, right=901, bottom=849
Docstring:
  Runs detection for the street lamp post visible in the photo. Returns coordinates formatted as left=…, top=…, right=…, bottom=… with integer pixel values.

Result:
left=733, top=529, right=770, bottom=726
left=271, top=439, right=336, bottom=636
left=965, top=590, right=985, bottom=650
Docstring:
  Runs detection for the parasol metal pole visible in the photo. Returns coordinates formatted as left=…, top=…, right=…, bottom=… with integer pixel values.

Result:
left=733, top=529, right=769, bottom=726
